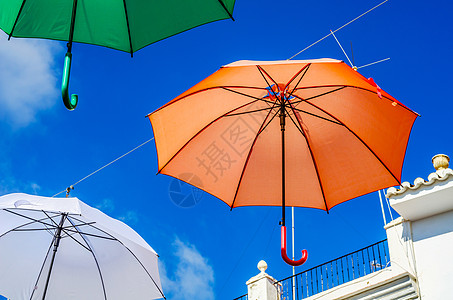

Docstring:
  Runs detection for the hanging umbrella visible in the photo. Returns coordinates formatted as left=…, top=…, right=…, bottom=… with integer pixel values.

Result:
left=0, top=0, right=235, bottom=110
left=147, top=59, right=418, bottom=266
left=0, top=193, right=165, bottom=300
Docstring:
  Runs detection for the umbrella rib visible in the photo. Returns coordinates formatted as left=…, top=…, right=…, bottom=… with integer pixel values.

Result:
left=290, top=106, right=343, bottom=125
left=287, top=102, right=330, bottom=212
left=221, top=87, right=277, bottom=106
left=290, top=86, right=347, bottom=106
left=42, top=210, right=63, bottom=227
left=3, top=209, right=58, bottom=229
left=256, top=65, right=278, bottom=86
left=29, top=235, right=56, bottom=300
left=116, top=240, right=166, bottom=299
left=256, top=66, right=280, bottom=99
left=284, top=106, right=307, bottom=137
left=225, top=107, right=273, bottom=117
left=293, top=84, right=355, bottom=92
left=220, top=87, right=279, bottom=117
left=69, top=215, right=119, bottom=240
left=304, top=100, right=402, bottom=185
left=67, top=217, right=108, bottom=300
left=59, top=227, right=93, bottom=252
left=71, top=214, right=166, bottom=299
left=293, top=85, right=348, bottom=93
left=61, top=221, right=97, bottom=230
left=157, top=98, right=262, bottom=173
left=283, top=64, right=325, bottom=132
left=122, top=0, right=134, bottom=56
left=216, top=0, right=235, bottom=21
left=230, top=99, right=280, bottom=209
left=256, top=104, right=281, bottom=135
left=63, top=228, right=117, bottom=241
left=287, top=64, right=311, bottom=95
left=69, top=214, right=166, bottom=299
left=148, top=86, right=270, bottom=115
left=283, top=63, right=327, bottom=130
left=42, top=211, right=96, bottom=251
left=292, top=85, right=417, bottom=115
left=8, top=0, right=27, bottom=39
left=57, top=219, right=100, bottom=252
left=0, top=213, right=56, bottom=238
left=9, top=228, right=59, bottom=232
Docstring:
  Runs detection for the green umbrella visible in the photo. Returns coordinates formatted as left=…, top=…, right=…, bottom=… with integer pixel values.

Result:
left=0, top=0, right=235, bottom=110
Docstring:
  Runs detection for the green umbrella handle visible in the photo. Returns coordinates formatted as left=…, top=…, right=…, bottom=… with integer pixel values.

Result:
left=62, top=52, right=78, bottom=110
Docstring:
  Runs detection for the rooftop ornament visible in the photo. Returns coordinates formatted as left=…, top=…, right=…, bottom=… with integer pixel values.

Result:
left=257, top=260, right=268, bottom=273
left=432, top=154, right=449, bottom=171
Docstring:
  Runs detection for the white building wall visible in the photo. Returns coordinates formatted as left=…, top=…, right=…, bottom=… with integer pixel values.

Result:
left=384, top=218, right=417, bottom=278
left=387, top=157, right=453, bottom=300
left=411, top=210, right=453, bottom=299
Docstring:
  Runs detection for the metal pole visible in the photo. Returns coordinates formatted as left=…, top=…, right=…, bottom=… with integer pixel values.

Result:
left=42, top=214, right=67, bottom=300
left=377, top=190, right=387, bottom=225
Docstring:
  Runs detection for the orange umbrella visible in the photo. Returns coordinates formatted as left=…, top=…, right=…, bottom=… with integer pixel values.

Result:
left=147, top=59, right=418, bottom=266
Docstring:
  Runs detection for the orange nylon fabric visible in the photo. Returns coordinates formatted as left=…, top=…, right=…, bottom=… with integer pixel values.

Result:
left=148, top=59, right=418, bottom=211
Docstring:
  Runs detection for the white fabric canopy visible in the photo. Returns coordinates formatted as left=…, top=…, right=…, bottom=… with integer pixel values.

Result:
left=0, top=193, right=164, bottom=300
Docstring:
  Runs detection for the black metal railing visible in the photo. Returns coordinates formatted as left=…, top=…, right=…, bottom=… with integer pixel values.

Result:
left=277, top=239, right=389, bottom=299
left=233, top=239, right=389, bottom=300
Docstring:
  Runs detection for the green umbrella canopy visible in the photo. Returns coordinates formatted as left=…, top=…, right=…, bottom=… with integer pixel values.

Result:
left=0, top=0, right=235, bottom=110
left=0, top=0, right=235, bottom=53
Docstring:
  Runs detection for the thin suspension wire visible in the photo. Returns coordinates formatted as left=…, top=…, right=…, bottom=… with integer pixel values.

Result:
left=52, top=137, right=154, bottom=197
left=331, top=30, right=390, bottom=70
left=263, top=222, right=278, bottom=257
left=287, top=0, right=389, bottom=60
left=330, top=30, right=353, bottom=67
left=357, top=58, right=390, bottom=69
left=219, top=208, right=272, bottom=293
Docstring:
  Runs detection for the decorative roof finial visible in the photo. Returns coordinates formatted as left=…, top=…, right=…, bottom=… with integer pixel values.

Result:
left=432, top=154, right=450, bottom=171
left=257, top=260, right=267, bottom=273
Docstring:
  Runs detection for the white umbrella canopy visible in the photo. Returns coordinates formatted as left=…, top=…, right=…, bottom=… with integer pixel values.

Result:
left=0, top=193, right=164, bottom=300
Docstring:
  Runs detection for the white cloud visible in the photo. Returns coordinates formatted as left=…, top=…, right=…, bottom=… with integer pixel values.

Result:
left=96, top=198, right=116, bottom=214
left=29, top=182, right=41, bottom=194
left=118, top=210, right=139, bottom=225
left=0, top=177, right=17, bottom=195
left=95, top=199, right=139, bottom=225
left=161, top=238, right=215, bottom=300
left=0, top=33, right=62, bottom=127
left=0, top=177, right=41, bottom=196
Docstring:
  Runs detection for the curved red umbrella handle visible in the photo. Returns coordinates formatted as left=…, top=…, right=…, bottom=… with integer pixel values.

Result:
left=281, top=225, right=308, bottom=266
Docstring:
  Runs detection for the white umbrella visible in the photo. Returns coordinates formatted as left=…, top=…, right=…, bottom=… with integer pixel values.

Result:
left=0, top=193, right=165, bottom=300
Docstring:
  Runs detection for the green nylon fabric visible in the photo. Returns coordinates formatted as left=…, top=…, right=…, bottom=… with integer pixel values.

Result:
left=0, top=0, right=235, bottom=53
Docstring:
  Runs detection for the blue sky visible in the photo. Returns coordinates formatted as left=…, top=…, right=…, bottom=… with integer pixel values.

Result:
left=0, top=0, right=452, bottom=299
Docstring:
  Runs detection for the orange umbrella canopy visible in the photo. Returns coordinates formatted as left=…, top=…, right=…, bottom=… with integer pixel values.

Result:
left=148, top=59, right=418, bottom=212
